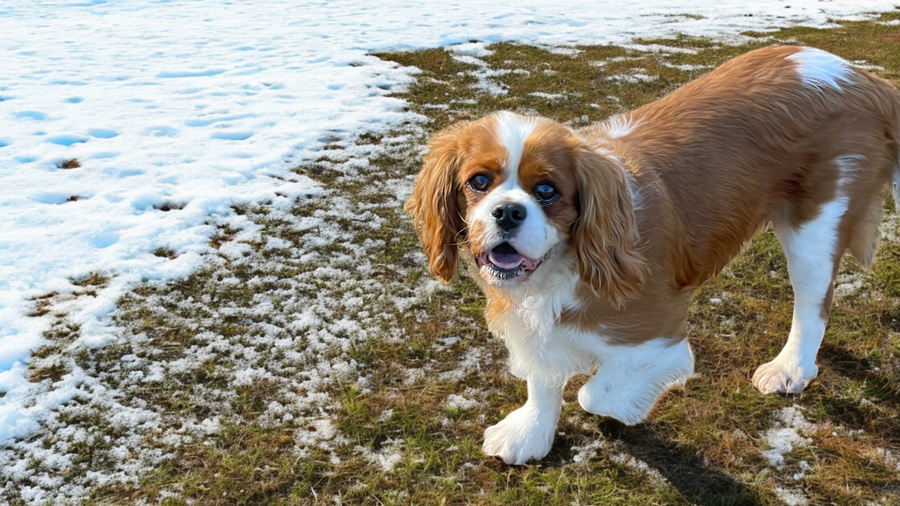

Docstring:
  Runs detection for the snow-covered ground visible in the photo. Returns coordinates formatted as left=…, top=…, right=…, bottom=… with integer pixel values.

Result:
left=1, top=0, right=897, bottom=479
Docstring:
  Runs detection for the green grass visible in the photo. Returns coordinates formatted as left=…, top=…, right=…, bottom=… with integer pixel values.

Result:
left=11, top=12, right=900, bottom=506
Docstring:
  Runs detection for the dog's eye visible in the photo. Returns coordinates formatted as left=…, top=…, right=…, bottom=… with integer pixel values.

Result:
left=534, top=182, right=559, bottom=205
left=467, top=174, right=492, bottom=192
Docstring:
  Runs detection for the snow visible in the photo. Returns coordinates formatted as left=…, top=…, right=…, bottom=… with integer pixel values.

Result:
left=608, top=452, right=668, bottom=485
left=1, top=0, right=898, bottom=500
left=762, top=407, right=817, bottom=505
left=775, top=487, right=810, bottom=506
left=446, top=391, right=480, bottom=411
left=763, top=427, right=810, bottom=469
left=357, top=438, right=405, bottom=472
left=761, top=407, right=814, bottom=469
left=607, top=73, right=659, bottom=83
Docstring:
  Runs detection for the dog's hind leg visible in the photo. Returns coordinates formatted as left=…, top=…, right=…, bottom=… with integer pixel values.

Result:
left=753, top=197, right=849, bottom=394
left=847, top=198, right=883, bottom=270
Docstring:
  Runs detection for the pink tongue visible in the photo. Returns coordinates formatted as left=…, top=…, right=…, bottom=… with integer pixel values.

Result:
left=488, top=248, right=525, bottom=269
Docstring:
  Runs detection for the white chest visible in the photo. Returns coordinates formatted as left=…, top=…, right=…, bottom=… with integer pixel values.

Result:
left=485, top=263, right=599, bottom=381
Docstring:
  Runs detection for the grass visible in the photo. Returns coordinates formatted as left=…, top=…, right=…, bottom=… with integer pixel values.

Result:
left=6, top=11, right=900, bottom=506
left=57, top=158, right=81, bottom=169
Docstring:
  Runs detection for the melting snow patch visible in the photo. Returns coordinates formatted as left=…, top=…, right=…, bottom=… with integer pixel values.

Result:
left=358, top=438, right=404, bottom=472
left=625, top=43, right=701, bottom=54
left=446, top=392, right=479, bottom=411
left=609, top=452, right=668, bottom=485
left=449, top=41, right=494, bottom=58
left=529, top=92, right=567, bottom=100
left=761, top=407, right=814, bottom=470
left=439, top=346, right=489, bottom=382
left=661, top=62, right=713, bottom=71
left=775, top=487, right=810, bottom=506
left=834, top=272, right=865, bottom=298
left=876, top=447, right=900, bottom=472
left=448, top=43, right=510, bottom=96
left=607, top=73, right=659, bottom=83
left=571, top=440, right=606, bottom=464
left=571, top=438, right=667, bottom=485
left=541, top=45, right=582, bottom=56
left=792, top=460, right=811, bottom=481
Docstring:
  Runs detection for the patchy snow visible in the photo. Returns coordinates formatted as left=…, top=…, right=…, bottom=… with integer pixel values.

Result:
left=662, top=61, right=713, bottom=72
left=875, top=447, right=900, bottom=473
left=530, top=92, right=568, bottom=100
left=446, top=391, right=480, bottom=411
left=761, top=407, right=818, bottom=505
left=357, top=438, right=405, bottom=472
left=761, top=407, right=814, bottom=469
left=448, top=43, right=510, bottom=96
left=439, top=346, right=490, bottom=382
left=1, top=0, right=899, bottom=502
left=791, top=460, right=812, bottom=481
left=570, top=438, right=666, bottom=485
left=571, top=439, right=607, bottom=464
left=607, top=73, right=660, bottom=83
left=775, top=486, right=810, bottom=506
left=0, top=132, right=421, bottom=501
left=608, top=452, right=668, bottom=485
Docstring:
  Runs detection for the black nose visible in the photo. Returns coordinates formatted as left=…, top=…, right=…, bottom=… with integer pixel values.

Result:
left=492, top=202, right=527, bottom=231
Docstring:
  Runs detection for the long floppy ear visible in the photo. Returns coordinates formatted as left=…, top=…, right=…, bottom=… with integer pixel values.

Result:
left=572, top=145, right=645, bottom=308
left=404, top=121, right=470, bottom=283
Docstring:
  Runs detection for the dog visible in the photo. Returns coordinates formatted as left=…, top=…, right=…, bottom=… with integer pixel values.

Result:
left=405, top=46, right=900, bottom=465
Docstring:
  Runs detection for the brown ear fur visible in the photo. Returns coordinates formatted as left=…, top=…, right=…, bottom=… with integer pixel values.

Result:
left=572, top=146, right=645, bottom=308
left=404, top=122, right=470, bottom=282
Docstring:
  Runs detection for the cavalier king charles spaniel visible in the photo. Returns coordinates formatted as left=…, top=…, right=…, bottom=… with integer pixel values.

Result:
left=406, top=46, right=900, bottom=465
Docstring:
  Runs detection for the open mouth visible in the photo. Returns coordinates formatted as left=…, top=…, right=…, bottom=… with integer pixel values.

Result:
left=475, top=243, right=543, bottom=281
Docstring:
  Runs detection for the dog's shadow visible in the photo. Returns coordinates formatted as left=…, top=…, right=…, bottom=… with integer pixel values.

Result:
left=816, top=334, right=900, bottom=439
left=546, top=419, right=765, bottom=506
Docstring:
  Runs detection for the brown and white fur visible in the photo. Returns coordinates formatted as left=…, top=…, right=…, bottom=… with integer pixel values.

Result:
left=405, top=46, right=900, bottom=465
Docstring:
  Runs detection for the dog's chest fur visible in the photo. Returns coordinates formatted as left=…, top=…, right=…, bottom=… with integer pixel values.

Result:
left=479, top=252, right=601, bottom=381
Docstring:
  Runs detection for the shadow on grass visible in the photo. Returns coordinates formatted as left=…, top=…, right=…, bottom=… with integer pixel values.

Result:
left=818, top=344, right=900, bottom=440
left=537, top=417, right=766, bottom=505
left=605, top=421, right=766, bottom=506
left=879, top=307, right=900, bottom=333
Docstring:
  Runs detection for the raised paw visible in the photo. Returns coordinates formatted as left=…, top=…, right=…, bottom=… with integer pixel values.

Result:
left=577, top=338, right=694, bottom=425
left=752, top=359, right=817, bottom=394
left=483, top=405, right=556, bottom=465
left=577, top=379, right=655, bottom=425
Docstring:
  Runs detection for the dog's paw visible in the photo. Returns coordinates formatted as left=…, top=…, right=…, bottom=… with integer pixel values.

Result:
left=752, top=359, right=817, bottom=394
left=483, top=405, right=555, bottom=465
left=577, top=381, right=654, bottom=425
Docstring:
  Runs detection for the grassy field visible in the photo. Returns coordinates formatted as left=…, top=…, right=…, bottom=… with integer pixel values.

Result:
left=8, top=11, right=900, bottom=506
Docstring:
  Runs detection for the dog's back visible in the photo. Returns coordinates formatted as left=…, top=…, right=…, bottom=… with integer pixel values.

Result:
left=581, top=45, right=900, bottom=289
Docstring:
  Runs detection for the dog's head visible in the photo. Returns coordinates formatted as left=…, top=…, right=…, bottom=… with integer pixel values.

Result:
left=405, top=111, right=644, bottom=307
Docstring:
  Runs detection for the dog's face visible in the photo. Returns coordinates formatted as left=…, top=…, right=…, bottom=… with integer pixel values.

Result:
left=406, top=111, right=645, bottom=307
left=460, top=114, right=578, bottom=286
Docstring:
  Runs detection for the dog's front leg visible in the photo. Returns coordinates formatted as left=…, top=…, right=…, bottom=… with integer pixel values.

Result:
left=578, top=337, right=694, bottom=425
left=483, top=376, right=565, bottom=465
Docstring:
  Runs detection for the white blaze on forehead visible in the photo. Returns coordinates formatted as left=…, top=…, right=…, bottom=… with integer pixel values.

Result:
left=493, top=111, right=538, bottom=181
left=786, top=47, right=853, bottom=91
